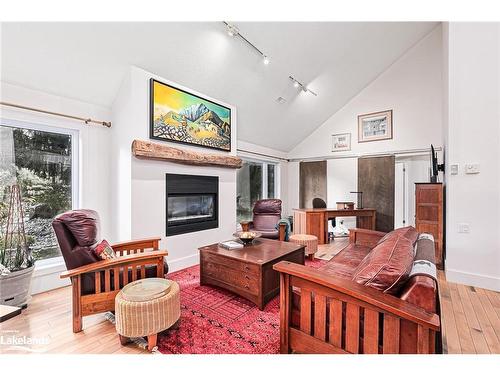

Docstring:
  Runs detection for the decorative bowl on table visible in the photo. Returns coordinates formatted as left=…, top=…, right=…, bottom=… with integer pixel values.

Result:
left=233, top=231, right=262, bottom=245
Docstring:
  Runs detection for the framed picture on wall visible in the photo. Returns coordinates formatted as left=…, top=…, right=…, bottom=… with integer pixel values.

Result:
left=150, top=78, right=232, bottom=152
left=331, top=133, right=351, bottom=151
left=358, top=109, right=393, bottom=142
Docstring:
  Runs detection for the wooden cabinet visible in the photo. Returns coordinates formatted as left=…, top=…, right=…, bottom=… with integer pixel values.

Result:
left=199, top=239, right=305, bottom=310
left=415, top=183, right=444, bottom=269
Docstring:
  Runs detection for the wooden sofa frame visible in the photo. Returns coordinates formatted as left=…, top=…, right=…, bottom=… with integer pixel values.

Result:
left=60, top=237, right=167, bottom=333
left=273, top=228, right=441, bottom=354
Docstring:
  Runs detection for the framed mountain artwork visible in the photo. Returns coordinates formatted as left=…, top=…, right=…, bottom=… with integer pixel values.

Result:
left=150, top=78, right=232, bottom=151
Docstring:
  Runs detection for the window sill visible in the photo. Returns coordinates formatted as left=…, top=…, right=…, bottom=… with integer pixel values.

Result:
left=33, top=257, right=65, bottom=277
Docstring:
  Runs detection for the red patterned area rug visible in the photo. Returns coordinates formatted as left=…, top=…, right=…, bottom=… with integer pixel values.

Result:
left=156, top=258, right=325, bottom=354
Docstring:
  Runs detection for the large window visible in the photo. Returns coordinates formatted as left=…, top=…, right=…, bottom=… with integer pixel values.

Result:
left=236, top=159, right=278, bottom=222
left=0, top=120, right=77, bottom=262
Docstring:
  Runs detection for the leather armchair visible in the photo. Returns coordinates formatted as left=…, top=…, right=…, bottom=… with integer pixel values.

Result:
left=53, top=209, right=168, bottom=332
left=248, top=199, right=283, bottom=239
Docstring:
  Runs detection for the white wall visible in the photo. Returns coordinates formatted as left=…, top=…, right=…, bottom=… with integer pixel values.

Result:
left=110, top=67, right=238, bottom=272
left=443, top=23, right=500, bottom=291
left=0, top=81, right=112, bottom=293
left=288, top=25, right=443, bottom=160
left=285, top=25, right=443, bottom=230
left=286, top=162, right=300, bottom=217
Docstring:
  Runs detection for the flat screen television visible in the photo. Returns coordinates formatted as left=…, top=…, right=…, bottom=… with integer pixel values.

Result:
left=430, top=144, right=444, bottom=183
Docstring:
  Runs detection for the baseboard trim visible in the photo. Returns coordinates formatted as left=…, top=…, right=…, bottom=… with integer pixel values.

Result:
left=445, top=268, right=500, bottom=292
left=168, top=253, right=199, bottom=273
left=31, top=270, right=70, bottom=295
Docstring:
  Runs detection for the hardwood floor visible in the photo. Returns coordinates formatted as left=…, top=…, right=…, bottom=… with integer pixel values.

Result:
left=438, top=271, right=500, bottom=354
left=315, top=237, right=349, bottom=260
left=0, top=286, right=147, bottom=354
left=1, top=254, right=499, bottom=354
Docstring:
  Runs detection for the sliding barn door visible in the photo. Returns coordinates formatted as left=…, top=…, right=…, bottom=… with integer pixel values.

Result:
left=299, top=161, right=327, bottom=208
left=358, top=156, right=395, bottom=232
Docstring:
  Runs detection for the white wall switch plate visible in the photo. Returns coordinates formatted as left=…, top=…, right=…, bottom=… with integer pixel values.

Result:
left=458, top=223, right=470, bottom=233
left=465, top=163, right=480, bottom=174
left=450, top=164, right=459, bottom=175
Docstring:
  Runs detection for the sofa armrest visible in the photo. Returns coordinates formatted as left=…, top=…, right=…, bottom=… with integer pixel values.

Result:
left=60, top=250, right=168, bottom=279
left=348, top=228, right=386, bottom=248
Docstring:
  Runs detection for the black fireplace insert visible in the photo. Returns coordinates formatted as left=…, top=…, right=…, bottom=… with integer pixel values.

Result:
left=166, top=173, right=219, bottom=236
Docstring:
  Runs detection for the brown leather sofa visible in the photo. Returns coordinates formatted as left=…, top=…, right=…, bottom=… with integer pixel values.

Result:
left=273, top=227, right=441, bottom=354
left=53, top=209, right=168, bottom=332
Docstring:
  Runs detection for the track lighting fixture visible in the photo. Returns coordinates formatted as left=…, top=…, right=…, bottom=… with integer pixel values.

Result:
left=222, top=23, right=318, bottom=98
left=223, top=21, right=270, bottom=66
left=289, top=76, right=318, bottom=96
left=226, top=23, right=239, bottom=37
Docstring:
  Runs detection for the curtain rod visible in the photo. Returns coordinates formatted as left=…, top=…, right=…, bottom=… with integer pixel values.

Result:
left=0, top=101, right=112, bottom=128
left=288, top=146, right=443, bottom=163
left=236, top=148, right=288, bottom=161
left=237, top=146, right=442, bottom=163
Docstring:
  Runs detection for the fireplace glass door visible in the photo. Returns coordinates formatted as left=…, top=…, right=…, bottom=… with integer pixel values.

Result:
left=165, top=173, right=218, bottom=236
left=167, top=194, right=215, bottom=225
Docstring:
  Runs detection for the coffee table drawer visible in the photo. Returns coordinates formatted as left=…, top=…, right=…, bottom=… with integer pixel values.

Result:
left=202, top=252, right=259, bottom=275
left=204, top=262, right=259, bottom=294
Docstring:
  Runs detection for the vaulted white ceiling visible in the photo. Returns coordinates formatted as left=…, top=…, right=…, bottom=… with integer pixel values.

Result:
left=0, top=22, right=438, bottom=151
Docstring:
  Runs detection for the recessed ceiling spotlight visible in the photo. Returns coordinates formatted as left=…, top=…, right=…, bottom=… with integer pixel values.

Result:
left=276, top=96, right=287, bottom=104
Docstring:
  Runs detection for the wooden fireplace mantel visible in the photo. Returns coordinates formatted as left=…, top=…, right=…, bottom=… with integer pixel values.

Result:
left=131, top=139, right=243, bottom=169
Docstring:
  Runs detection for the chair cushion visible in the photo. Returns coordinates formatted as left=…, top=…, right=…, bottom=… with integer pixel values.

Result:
left=252, top=215, right=280, bottom=232
left=258, top=228, right=280, bottom=239
left=318, top=244, right=371, bottom=279
left=55, top=209, right=100, bottom=247
left=253, top=199, right=282, bottom=214
left=378, top=226, right=419, bottom=246
left=352, top=234, right=414, bottom=294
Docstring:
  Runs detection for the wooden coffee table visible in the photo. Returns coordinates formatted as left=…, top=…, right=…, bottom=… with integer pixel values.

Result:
left=199, top=238, right=305, bottom=310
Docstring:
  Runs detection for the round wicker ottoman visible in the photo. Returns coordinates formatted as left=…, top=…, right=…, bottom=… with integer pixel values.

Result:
left=289, top=234, right=318, bottom=260
left=115, top=278, right=180, bottom=351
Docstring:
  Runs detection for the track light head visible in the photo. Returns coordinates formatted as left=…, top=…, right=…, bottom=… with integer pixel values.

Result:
left=226, top=23, right=239, bottom=37
left=263, top=56, right=270, bottom=65
left=289, top=75, right=318, bottom=96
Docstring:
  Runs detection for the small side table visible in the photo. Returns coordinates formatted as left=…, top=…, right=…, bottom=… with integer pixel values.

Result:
left=115, top=278, right=180, bottom=351
left=289, top=234, right=318, bottom=260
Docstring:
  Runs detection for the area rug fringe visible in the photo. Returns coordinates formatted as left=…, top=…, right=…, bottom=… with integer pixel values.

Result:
left=104, top=312, right=160, bottom=354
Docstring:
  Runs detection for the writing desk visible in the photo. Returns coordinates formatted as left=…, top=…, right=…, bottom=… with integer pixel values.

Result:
left=292, top=208, right=377, bottom=244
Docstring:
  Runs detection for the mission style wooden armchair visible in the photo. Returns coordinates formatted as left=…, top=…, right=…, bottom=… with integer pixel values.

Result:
left=273, top=228, right=441, bottom=354
left=53, top=210, right=167, bottom=333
